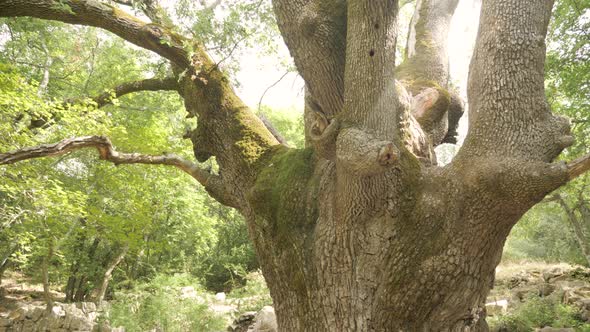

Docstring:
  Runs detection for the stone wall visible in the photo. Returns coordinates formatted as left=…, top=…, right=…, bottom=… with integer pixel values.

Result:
left=0, top=302, right=116, bottom=332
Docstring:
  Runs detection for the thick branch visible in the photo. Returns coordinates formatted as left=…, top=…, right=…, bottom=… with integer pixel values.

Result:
left=457, top=0, right=571, bottom=162
left=68, top=77, right=179, bottom=108
left=2, top=0, right=280, bottom=210
left=399, top=0, right=459, bottom=86
left=0, top=136, right=238, bottom=208
left=272, top=0, right=346, bottom=117
left=568, top=153, right=590, bottom=181
left=0, top=0, right=190, bottom=68
left=342, top=0, right=400, bottom=139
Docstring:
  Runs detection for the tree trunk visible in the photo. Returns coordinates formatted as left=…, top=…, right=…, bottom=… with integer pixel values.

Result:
left=251, top=0, right=568, bottom=330
left=3, top=0, right=590, bottom=330
left=0, top=256, right=11, bottom=288
left=66, top=236, right=100, bottom=302
left=92, top=245, right=128, bottom=304
left=0, top=243, right=17, bottom=287
left=572, top=201, right=590, bottom=266
left=43, top=240, right=54, bottom=312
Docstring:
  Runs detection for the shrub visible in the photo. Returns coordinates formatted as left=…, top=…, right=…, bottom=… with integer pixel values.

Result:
left=107, top=273, right=226, bottom=332
left=488, top=294, right=589, bottom=332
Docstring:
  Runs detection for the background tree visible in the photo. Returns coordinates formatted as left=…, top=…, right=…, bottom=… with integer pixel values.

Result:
left=2, top=0, right=590, bottom=331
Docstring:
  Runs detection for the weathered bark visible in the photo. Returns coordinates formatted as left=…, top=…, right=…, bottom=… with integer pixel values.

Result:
left=247, top=1, right=575, bottom=331
left=91, top=246, right=128, bottom=304
left=4, top=0, right=590, bottom=331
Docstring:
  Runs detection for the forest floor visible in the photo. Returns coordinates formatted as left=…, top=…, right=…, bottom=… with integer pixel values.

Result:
left=0, top=271, right=63, bottom=315
left=3, top=263, right=590, bottom=331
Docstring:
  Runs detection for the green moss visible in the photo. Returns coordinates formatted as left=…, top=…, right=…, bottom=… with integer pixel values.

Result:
left=249, top=146, right=318, bottom=236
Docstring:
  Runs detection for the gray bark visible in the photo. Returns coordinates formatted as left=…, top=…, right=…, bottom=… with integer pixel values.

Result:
left=3, top=0, right=590, bottom=331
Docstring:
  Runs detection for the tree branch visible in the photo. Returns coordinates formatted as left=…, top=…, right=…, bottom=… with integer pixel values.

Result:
left=272, top=0, right=346, bottom=117
left=67, top=76, right=179, bottom=108
left=457, top=0, right=570, bottom=163
left=568, top=153, right=590, bottom=181
left=0, top=136, right=239, bottom=208
left=0, top=0, right=190, bottom=68
left=257, top=114, right=289, bottom=147
left=398, top=0, right=459, bottom=86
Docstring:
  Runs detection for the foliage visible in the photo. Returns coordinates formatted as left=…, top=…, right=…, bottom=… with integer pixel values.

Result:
left=488, top=294, right=590, bottom=332
left=503, top=203, right=587, bottom=265
left=108, top=273, right=226, bottom=332
left=0, top=12, right=283, bottom=302
left=257, top=106, right=305, bottom=148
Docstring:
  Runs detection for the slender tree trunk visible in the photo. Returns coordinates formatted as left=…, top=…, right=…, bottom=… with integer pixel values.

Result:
left=66, top=236, right=100, bottom=302
left=0, top=257, right=11, bottom=288
left=92, top=245, right=128, bottom=304
left=43, top=240, right=54, bottom=312
left=556, top=195, right=590, bottom=266
left=0, top=243, right=17, bottom=287
left=37, top=40, right=53, bottom=97
left=65, top=275, right=77, bottom=302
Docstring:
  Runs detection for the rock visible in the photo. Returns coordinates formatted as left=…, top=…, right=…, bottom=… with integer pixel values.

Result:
left=29, top=307, right=45, bottom=321
left=485, top=299, right=508, bottom=316
left=216, top=292, right=226, bottom=302
left=228, top=312, right=256, bottom=332
left=92, top=322, right=113, bottom=332
left=0, top=318, right=11, bottom=327
left=76, top=302, right=97, bottom=314
left=237, top=312, right=256, bottom=323
left=538, top=328, right=575, bottom=332
left=180, top=286, right=197, bottom=299
left=9, top=307, right=26, bottom=320
left=539, top=283, right=556, bottom=296
left=543, top=268, right=565, bottom=282
left=250, top=306, right=277, bottom=332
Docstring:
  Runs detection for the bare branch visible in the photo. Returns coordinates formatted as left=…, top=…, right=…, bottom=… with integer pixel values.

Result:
left=258, top=114, right=289, bottom=147
left=0, top=136, right=239, bottom=208
left=0, top=0, right=191, bottom=68
left=568, top=153, right=590, bottom=181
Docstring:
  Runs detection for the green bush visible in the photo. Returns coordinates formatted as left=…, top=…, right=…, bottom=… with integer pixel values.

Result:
left=488, top=294, right=589, bottom=332
left=107, top=274, right=226, bottom=332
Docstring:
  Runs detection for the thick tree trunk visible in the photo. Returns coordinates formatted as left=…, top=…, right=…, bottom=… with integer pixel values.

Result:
left=252, top=0, right=567, bottom=330
left=3, top=0, right=590, bottom=330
